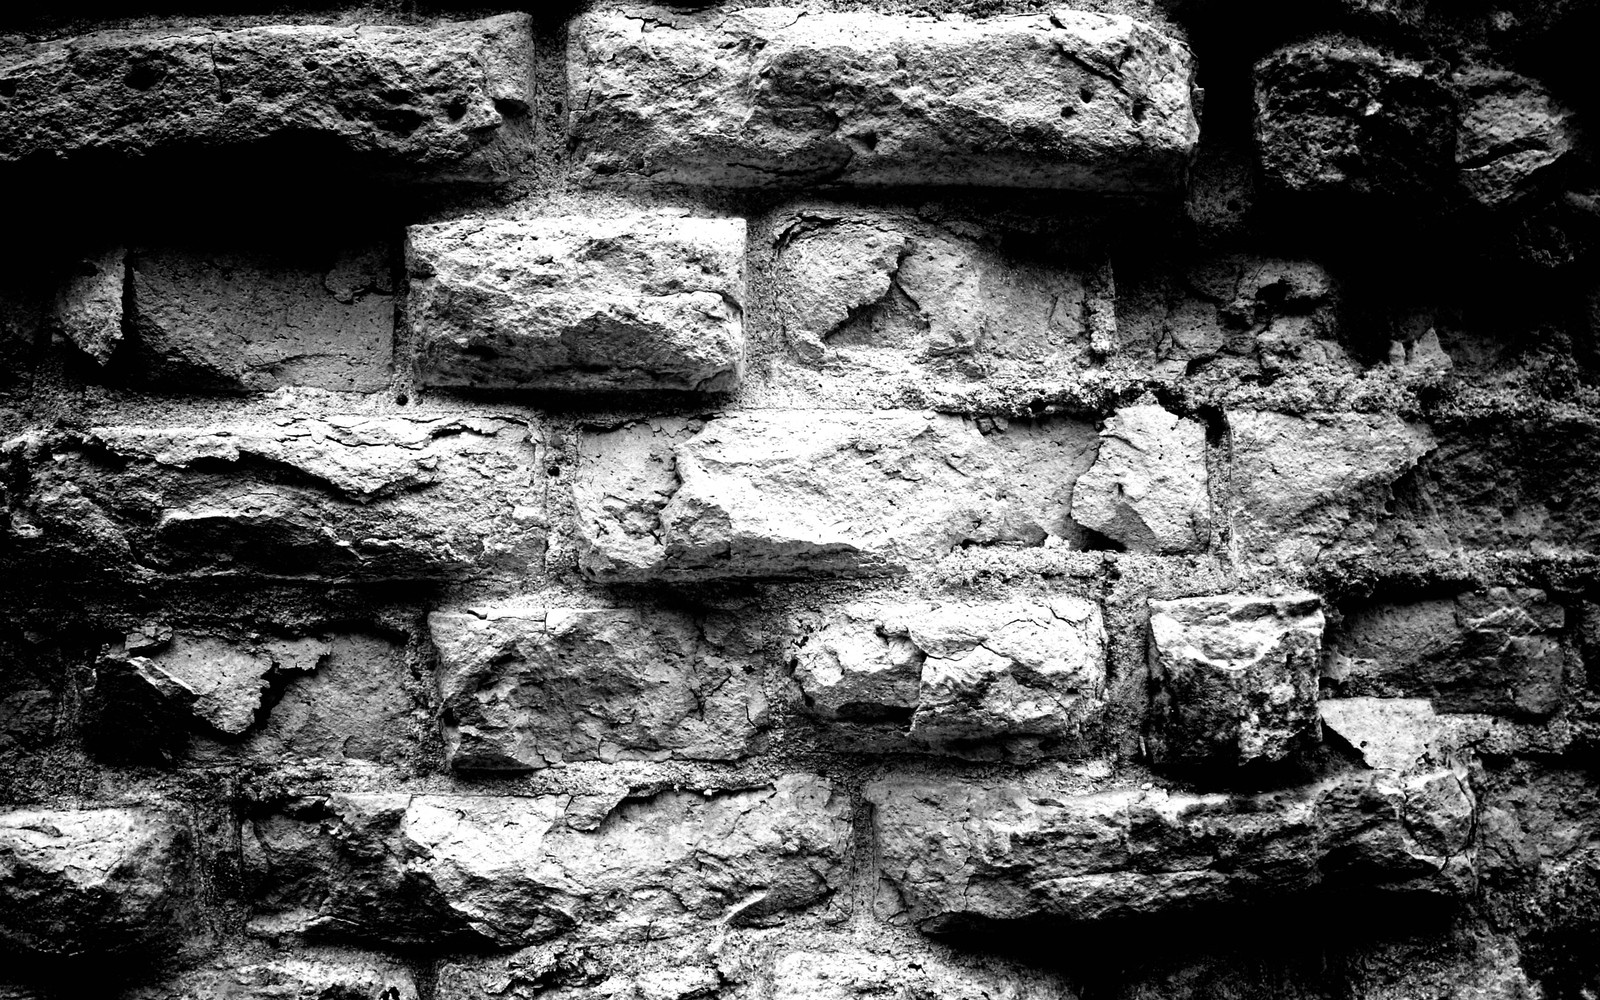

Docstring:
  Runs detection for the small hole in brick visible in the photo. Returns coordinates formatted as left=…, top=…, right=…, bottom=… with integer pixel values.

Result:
left=1080, top=84, right=1095, bottom=102
left=1131, top=99, right=1148, bottom=122
left=0, top=79, right=17, bottom=98
left=395, top=393, right=409, bottom=406
left=447, top=96, right=470, bottom=121
left=124, top=60, right=165, bottom=91
left=1060, top=104, right=1076, bottom=118
left=547, top=465, right=562, bottom=479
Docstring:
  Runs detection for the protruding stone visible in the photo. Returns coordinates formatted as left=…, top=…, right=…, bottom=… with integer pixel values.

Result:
left=0, top=807, right=190, bottom=958
left=429, top=605, right=767, bottom=771
left=0, top=15, right=534, bottom=182
left=1455, top=66, right=1577, bottom=209
left=1254, top=42, right=1455, bottom=199
left=1320, top=697, right=1441, bottom=772
left=1228, top=410, right=1435, bottom=569
left=1072, top=404, right=1210, bottom=553
left=52, top=249, right=124, bottom=364
left=1149, top=594, right=1324, bottom=767
left=576, top=411, right=1098, bottom=582
left=130, top=245, right=394, bottom=392
left=790, top=602, right=924, bottom=724
left=408, top=216, right=745, bottom=394
left=245, top=775, right=850, bottom=947
left=3, top=415, right=545, bottom=582
left=867, top=769, right=1475, bottom=932
left=568, top=7, right=1198, bottom=191
left=1325, top=588, right=1569, bottom=718
left=101, top=633, right=328, bottom=736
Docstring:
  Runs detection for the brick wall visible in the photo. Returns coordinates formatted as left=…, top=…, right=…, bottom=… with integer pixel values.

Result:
left=1, top=1, right=1598, bottom=997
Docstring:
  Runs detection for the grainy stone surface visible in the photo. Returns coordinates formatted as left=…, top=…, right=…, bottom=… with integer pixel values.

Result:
left=0, top=807, right=190, bottom=958
left=429, top=605, right=768, bottom=771
left=1072, top=403, right=1210, bottom=553
left=576, top=411, right=1098, bottom=581
left=125, top=951, right=420, bottom=1000
left=868, top=768, right=1475, bottom=932
left=408, top=215, right=745, bottom=393
left=0, top=15, right=534, bottom=181
left=130, top=245, right=394, bottom=392
left=568, top=7, right=1198, bottom=190
left=1149, top=594, right=1325, bottom=768
left=3, top=415, right=545, bottom=581
left=1254, top=41, right=1455, bottom=199
left=1455, top=65, right=1577, bottom=210
left=1325, top=588, right=1569, bottom=718
left=791, top=597, right=1107, bottom=757
left=51, top=248, right=124, bottom=364
left=245, top=775, right=850, bottom=947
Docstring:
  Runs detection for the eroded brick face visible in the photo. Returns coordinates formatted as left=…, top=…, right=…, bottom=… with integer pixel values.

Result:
left=2, top=3, right=1598, bottom=998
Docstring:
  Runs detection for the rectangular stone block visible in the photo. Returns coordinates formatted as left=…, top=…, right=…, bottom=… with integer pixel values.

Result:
left=1148, top=594, right=1324, bottom=768
left=245, top=775, right=851, bottom=947
left=0, top=15, right=534, bottom=182
left=1325, top=588, right=1569, bottom=718
left=574, top=411, right=1099, bottom=582
left=3, top=415, right=545, bottom=582
left=129, top=245, right=393, bottom=392
left=429, top=605, right=768, bottom=770
left=0, top=807, right=191, bottom=958
left=867, top=768, right=1475, bottom=932
left=790, top=597, right=1107, bottom=758
left=1071, top=404, right=1210, bottom=552
left=407, top=216, right=745, bottom=393
left=568, top=7, right=1198, bottom=190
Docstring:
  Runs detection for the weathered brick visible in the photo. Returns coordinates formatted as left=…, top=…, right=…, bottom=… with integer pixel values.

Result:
left=791, top=597, right=1107, bottom=757
left=1071, top=404, right=1210, bottom=553
left=1325, top=588, right=1569, bottom=718
left=245, top=775, right=850, bottom=947
left=1254, top=41, right=1455, bottom=200
left=129, top=245, right=393, bottom=392
left=429, top=605, right=768, bottom=771
left=1149, top=594, right=1324, bottom=768
left=0, top=15, right=533, bottom=182
left=868, top=769, right=1475, bottom=931
left=52, top=248, right=125, bottom=365
left=568, top=7, right=1197, bottom=190
left=1228, top=410, right=1435, bottom=570
left=575, top=411, right=1098, bottom=582
left=1455, top=66, right=1578, bottom=210
left=3, top=415, right=545, bottom=582
left=407, top=216, right=744, bottom=394
left=124, top=951, right=420, bottom=1000
left=0, top=807, right=191, bottom=958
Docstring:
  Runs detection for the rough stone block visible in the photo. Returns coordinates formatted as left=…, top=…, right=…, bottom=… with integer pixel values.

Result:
left=52, top=248, right=125, bottom=364
left=125, top=950, right=419, bottom=1000
left=1228, top=410, right=1435, bottom=569
left=1455, top=66, right=1577, bottom=210
left=407, top=215, right=745, bottom=393
left=0, top=807, right=190, bottom=958
left=1071, top=404, right=1210, bottom=552
left=3, top=415, right=545, bottom=582
left=791, top=598, right=1107, bottom=757
left=867, top=769, right=1475, bottom=932
left=568, top=7, right=1197, bottom=190
left=129, top=245, right=393, bottom=392
left=429, top=605, right=768, bottom=771
left=1325, top=588, right=1569, bottom=718
left=1148, top=594, right=1324, bottom=767
left=1253, top=41, right=1455, bottom=199
left=771, top=208, right=1110, bottom=374
left=0, top=15, right=534, bottom=182
left=575, top=412, right=1098, bottom=582
left=245, top=775, right=850, bottom=947
left=1320, top=697, right=1442, bottom=773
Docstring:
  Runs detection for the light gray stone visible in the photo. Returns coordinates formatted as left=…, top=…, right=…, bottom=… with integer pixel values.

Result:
left=1149, top=593, right=1324, bottom=767
left=1455, top=65, right=1578, bottom=209
left=4, top=415, right=545, bottom=581
left=1320, top=697, right=1441, bottom=773
left=112, top=633, right=328, bottom=736
left=0, top=15, right=534, bottom=182
left=0, top=807, right=190, bottom=958
left=429, top=605, right=768, bottom=771
left=790, top=601, right=924, bottom=724
left=1072, top=404, right=1209, bottom=552
left=568, top=7, right=1197, bottom=190
left=868, top=768, right=1475, bottom=932
left=125, top=950, right=420, bottom=1000
left=130, top=245, right=394, bottom=392
left=52, top=249, right=125, bottom=364
left=576, top=411, right=1098, bottom=582
left=408, top=215, right=745, bottom=394
left=1228, top=410, right=1435, bottom=569
left=1324, top=588, right=1569, bottom=718
left=246, top=775, right=851, bottom=947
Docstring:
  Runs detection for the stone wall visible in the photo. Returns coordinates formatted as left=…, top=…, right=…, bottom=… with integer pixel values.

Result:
left=1, top=0, right=1598, bottom=997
